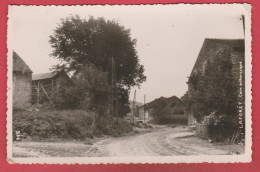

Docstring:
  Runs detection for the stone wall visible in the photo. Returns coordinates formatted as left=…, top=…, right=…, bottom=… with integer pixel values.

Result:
left=187, top=39, right=245, bottom=126
left=13, top=72, right=32, bottom=109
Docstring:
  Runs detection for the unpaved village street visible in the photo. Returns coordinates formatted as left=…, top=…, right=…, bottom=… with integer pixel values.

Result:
left=13, top=126, right=244, bottom=157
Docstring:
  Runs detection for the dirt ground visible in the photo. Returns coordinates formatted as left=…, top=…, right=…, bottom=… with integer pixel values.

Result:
left=13, top=125, right=244, bottom=157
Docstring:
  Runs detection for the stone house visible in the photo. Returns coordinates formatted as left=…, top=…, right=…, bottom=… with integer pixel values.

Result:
left=13, top=51, right=33, bottom=109
left=186, top=38, right=245, bottom=126
left=31, top=70, right=73, bottom=105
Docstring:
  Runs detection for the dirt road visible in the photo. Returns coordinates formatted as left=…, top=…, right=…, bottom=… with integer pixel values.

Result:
left=13, top=126, right=244, bottom=157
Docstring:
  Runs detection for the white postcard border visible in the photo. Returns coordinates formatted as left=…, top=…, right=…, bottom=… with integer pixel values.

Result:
left=6, top=3, right=252, bottom=164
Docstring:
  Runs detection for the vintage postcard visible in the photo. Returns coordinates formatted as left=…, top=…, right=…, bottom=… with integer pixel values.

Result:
left=7, top=4, right=252, bottom=164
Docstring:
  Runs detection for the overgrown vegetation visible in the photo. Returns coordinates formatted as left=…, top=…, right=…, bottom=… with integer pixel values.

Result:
left=13, top=110, right=132, bottom=141
left=188, top=49, right=238, bottom=122
left=52, top=83, right=83, bottom=109
left=152, top=115, right=188, bottom=125
left=185, top=48, right=243, bottom=141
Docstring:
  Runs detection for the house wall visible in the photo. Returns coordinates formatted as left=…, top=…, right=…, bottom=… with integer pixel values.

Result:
left=187, top=39, right=244, bottom=126
left=13, top=72, right=32, bottom=109
left=188, top=111, right=196, bottom=126
left=137, top=108, right=152, bottom=122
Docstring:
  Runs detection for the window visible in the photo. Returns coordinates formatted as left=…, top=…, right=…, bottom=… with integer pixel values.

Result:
left=202, top=61, right=207, bottom=75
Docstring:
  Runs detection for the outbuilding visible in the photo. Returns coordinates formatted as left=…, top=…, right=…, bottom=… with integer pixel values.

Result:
left=32, top=70, right=73, bottom=105
left=13, top=51, right=33, bottom=109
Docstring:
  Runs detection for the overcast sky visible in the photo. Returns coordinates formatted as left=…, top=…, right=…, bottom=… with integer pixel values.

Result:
left=8, top=4, right=246, bottom=103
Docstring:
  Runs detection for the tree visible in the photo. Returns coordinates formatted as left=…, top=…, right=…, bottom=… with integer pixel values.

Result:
left=72, top=63, right=111, bottom=130
left=49, top=15, right=146, bottom=116
left=73, top=63, right=111, bottom=115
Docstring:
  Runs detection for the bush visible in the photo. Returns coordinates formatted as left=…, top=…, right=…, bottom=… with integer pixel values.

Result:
left=13, top=109, right=132, bottom=140
left=52, top=86, right=83, bottom=109
left=13, top=110, right=94, bottom=140
left=202, top=112, right=234, bottom=141
left=152, top=115, right=188, bottom=125
left=96, top=116, right=132, bottom=137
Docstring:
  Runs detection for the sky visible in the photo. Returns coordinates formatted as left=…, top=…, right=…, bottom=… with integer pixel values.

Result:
left=8, top=4, right=246, bottom=103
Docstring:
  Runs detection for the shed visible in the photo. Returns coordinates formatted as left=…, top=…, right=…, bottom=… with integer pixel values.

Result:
left=137, top=96, right=183, bottom=122
left=32, top=70, right=73, bottom=104
left=13, top=51, right=33, bottom=109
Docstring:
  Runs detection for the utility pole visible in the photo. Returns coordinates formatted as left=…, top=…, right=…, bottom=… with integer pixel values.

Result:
left=143, top=94, right=146, bottom=123
left=115, top=86, right=119, bottom=125
left=111, top=56, right=119, bottom=125
left=111, top=56, right=114, bottom=118
left=132, top=90, right=136, bottom=125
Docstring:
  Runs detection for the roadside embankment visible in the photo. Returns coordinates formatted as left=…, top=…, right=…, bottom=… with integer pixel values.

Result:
left=13, top=109, right=132, bottom=141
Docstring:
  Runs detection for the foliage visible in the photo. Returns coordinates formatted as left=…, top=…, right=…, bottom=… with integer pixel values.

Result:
left=13, top=109, right=132, bottom=140
left=49, top=15, right=146, bottom=116
left=96, top=116, right=132, bottom=137
left=52, top=81, right=83, bottom=109
left=181, top=92, right=190, bottom=112
left=152, top=115, right=188, bottom=125
left=150, top=96, right=184, bottom=119
left=201, top=112, right=234, bottom=141
left=187, top=49, right=238, bottom=122
left=172, top=102, right=185, bottom=115
left=13, top=110, right=93, bottom=140
left=73, top=63, right=111, bottom=116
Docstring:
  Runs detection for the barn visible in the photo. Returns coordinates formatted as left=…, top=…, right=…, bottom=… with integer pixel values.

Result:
left=32, top=70, right=73, bottom=105
left=13, top=51, right=33, bottom=109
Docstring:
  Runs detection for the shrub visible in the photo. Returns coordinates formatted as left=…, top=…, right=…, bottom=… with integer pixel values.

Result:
left=13, top=110, right=94, bottom=140
left=96, top=116, right=132, bottom=136
left=52, top=85, right=83, bottom=109
left=202, top=112, right=234, bottom=141
left=152, top=115, right=188, bottom=125
left=13, top=109, right=132, bottom=140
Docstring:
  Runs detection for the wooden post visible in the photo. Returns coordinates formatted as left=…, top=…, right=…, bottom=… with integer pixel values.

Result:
left=132, top=90, right=136, bottom=125
left=116, top=89, right=119, bottom=125
left=40, top=82, right=53, bottom=104
left=37, top=82, right=40, bottom=105
left=143, top=94, right=146, bottom=123
left=111, top=56, right=114, bottom=118
left=51, top=78, right=55, bottom=113
left=51, top=78, right=54, bottom=99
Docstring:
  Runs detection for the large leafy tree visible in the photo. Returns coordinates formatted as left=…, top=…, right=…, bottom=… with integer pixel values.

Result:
left=49, top=15, right=146, bottom=116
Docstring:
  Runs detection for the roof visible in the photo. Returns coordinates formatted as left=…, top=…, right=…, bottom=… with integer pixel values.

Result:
left=138, top=96, right=180, bottom=110
left=13, top=51, right=32, bottom=74
left=190, top=38, right=244, bottom=76
left=32, top=71, right=62, bottom=81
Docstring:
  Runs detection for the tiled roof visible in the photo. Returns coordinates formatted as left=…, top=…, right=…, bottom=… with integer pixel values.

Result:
left=32, top=71, right=61, bottom=81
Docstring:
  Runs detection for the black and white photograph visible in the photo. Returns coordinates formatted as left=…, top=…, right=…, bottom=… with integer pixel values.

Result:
left=7, top=4, right=252, bottom=163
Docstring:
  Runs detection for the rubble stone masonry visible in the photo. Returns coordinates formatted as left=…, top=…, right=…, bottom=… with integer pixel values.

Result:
left=13, top=72, right=32, bottom=109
